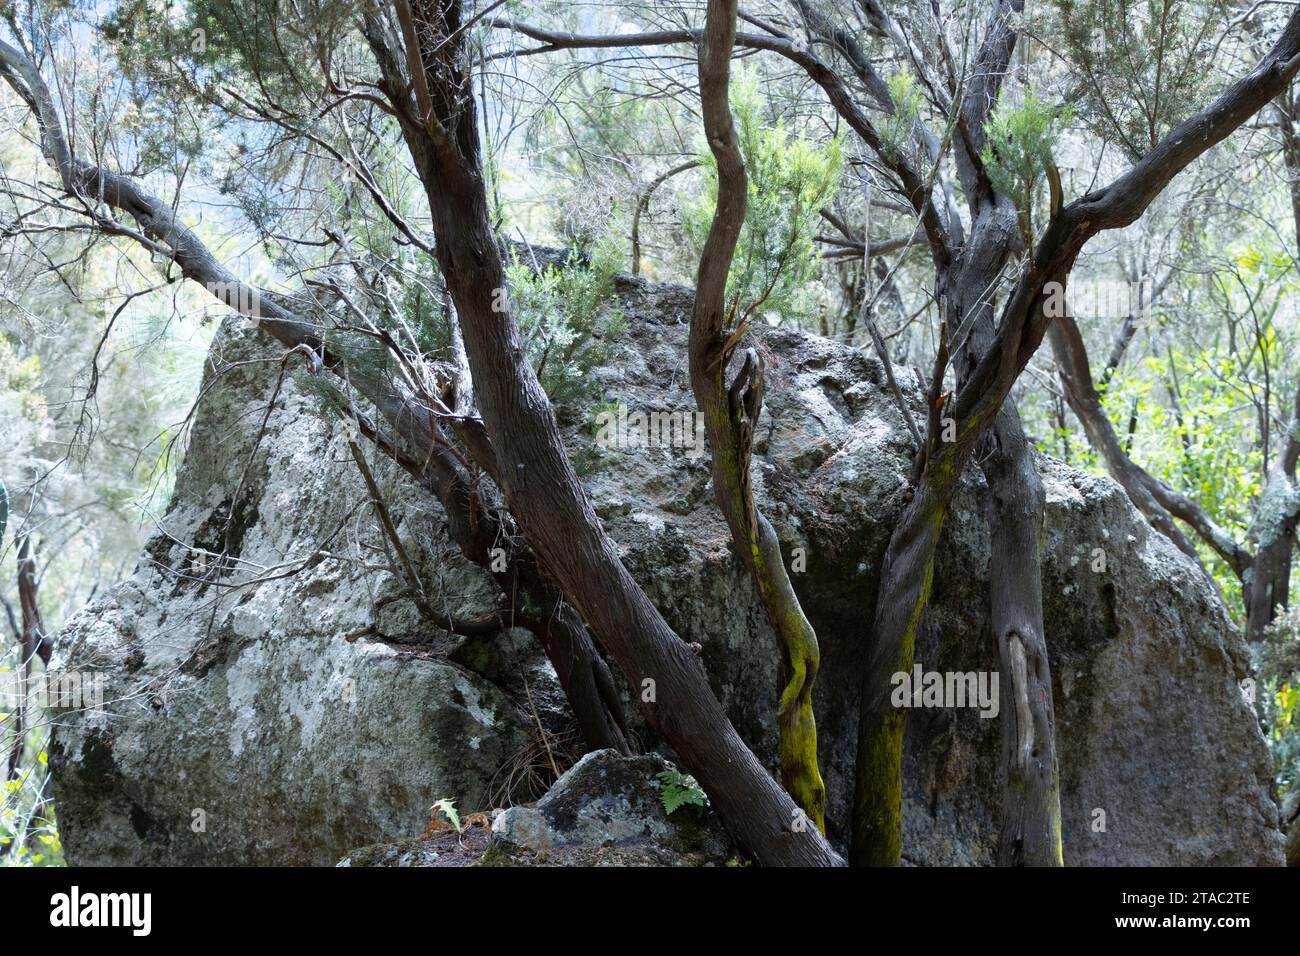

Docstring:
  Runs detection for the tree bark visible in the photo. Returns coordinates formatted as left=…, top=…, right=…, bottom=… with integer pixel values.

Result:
left=950, top=203, right=1062, bottom=866
left=1245, top=93, right=1300, bottom=638
left=368, top=0, right=841, bottom=866
left=6, top=535, right=49, bottom=782
left=687, top=0, right=826, bottom=831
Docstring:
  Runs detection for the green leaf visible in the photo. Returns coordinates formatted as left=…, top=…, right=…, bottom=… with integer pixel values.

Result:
left=656, top=770, right=708, bottom=815
left=432, top=798, right=460, bottom=831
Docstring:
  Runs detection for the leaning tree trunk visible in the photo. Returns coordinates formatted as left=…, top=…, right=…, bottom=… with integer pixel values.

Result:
left=1247, top=93, right=1300, bottom=639
left=853, top=202, right=1063, bottom=866
left=688, top=0, right=825, bottom=831
left=369, top=0, right=841, bottom=866
left=852, top=465, right=958, bottom=864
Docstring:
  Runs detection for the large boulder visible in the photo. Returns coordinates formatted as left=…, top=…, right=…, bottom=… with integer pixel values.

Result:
left=50, top=273, right=1285, bottom=865
left=49, top=325, right=531, bottom=865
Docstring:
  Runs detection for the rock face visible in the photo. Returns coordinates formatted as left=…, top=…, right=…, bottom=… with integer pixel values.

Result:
left=50, top=274, right=1285, bottom=865
left=337, top=750, right=735, bottom=867
left=49, top=324, right=531, bottom=865
left=483, top=750, right=734, bottom=865
left=1283, top=787, right=1300, bottom=865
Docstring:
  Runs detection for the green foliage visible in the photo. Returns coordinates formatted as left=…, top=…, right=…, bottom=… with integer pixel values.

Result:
left=685, top=67, right=843, bottom=326
left=431, top=798, right=461, bottom=831
left=1051, top=0, right=1229, bottom=160
left=881, top=72, right=923, bottom=160
left=656, top=769, right=708, bottom=815
left=981, top=89, right=1071, bottom=223
left=1259, top=607, right=1300, bottom=790
left=1, top=761, right=63, bottom=867
left=506, top=241, right=626, bottom=403
left=1102, top=346, right=1265, bottom=609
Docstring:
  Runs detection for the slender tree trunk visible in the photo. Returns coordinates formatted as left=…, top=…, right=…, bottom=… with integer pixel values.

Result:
left=689, top=0, right=825, bottom=830
left=951, top=216, right=1063, bottom=865
left=981, top=406, right=1061, bottom=865
left=523, top=603, right=631, bottom=753
left=16, top=537, right=48, bottom=667
left=1246, top=93, right=1300, bottom=638
left=1246, top=501, right=1297, bottom=638
left=7, top=535, right=49, bottom=782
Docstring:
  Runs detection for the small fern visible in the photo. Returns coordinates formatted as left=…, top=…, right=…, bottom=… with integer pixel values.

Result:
left=656, top=770, right=707, bottom=815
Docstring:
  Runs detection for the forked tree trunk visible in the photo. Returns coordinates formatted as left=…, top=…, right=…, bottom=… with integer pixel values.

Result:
left=853, top=205, right=1062, bottom=865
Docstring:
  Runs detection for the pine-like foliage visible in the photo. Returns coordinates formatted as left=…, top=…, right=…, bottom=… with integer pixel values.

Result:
left=685, top=67, right=843, bottom=327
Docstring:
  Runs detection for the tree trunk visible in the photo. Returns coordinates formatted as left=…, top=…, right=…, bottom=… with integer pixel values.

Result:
left=688, top=0, right=825, bottom=831
left=852, top=464, right=957, bottom=865
left=7, top=535, right=49, bottom=781
left=950, top=209, right=1062, bottom=865
left=854, top=197, right=1066, bottom=865
left=1246, top=93, right=1300, bottom=639
left=981, top=406, right=1061, bottom=865
left=371, top=0, right=841, bottom=866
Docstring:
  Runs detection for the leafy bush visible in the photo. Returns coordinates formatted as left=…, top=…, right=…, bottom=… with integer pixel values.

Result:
left=506, top=241, right=626, bottom=403
left=1260, top=606, right=1300, bottom=791
left=1051, top=0, right=1229, bottom=161
left=981, top=88, right=1071, bottom=231
left=684, top=67, right=843, bottom=327
left=881, top=71, right=923, bottom=160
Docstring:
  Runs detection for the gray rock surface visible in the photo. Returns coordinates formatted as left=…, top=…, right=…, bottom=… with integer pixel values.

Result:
left=482, top=749, right=735, bottom=865
left=49, top=323, right=531, bottom=865
left=1283, top=786, right=1299, bottom=865
left=50, top=274, right=1285, bottom=865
